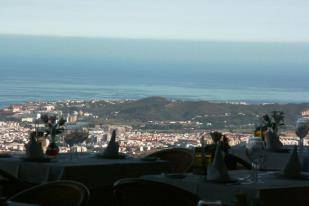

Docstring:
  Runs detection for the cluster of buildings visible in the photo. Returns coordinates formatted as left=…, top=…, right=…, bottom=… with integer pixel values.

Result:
left=0, top=118, right=303, bottom=156
left=0, top=121, right=29, bottom=152
left=0, top=119, right=240, bottom=155
left=0, top=101, right=309, bottom=156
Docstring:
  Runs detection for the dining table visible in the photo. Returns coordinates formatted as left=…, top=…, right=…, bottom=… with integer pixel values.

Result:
left=0, top=153, right=171, bottom=189
left=230, top=142, right=309, bottom=171
left=142, top=170, right=309, bottom=205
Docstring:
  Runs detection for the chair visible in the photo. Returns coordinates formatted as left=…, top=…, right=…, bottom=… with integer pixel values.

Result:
left=6, top=180, right=90, bottom=206
left=113, top=178, right=199, bottom=206
left=258, top=187, right=309, bottom=206
left=145, top=148, right=194, bottom=173
left=0, top=169, right=35, bottom=202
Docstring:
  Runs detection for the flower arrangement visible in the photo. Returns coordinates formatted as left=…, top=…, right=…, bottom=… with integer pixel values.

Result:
left=39, top=114, right=66, bottom=157
left=262, top=111, right=285, bottom=135
left=40, top=114, right=66, bottom=142
left=260, top=111, right=284, bottom=151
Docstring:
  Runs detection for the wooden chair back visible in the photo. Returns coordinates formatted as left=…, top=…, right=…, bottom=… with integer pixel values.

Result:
left=6, top=180, right=90, bottom=206
left=146, top=148, right=193, bottom=173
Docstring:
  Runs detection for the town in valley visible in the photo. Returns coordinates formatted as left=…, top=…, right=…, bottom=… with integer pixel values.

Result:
left=1, top=97, right=308, bottom=156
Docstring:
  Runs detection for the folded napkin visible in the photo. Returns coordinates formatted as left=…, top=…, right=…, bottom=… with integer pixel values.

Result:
left=282, top=145, right=301, bottom=178
left=26, top=138, right=45, bottom=159
left=207, top=143, right=231, bottom=182
left=102, top=130, right=119, bottom=157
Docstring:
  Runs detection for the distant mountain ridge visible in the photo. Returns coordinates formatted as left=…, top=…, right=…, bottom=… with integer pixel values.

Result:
left=67, top=96, right=309, bottom=130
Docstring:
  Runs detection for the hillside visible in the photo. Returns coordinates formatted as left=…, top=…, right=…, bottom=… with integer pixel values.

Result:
left=61, top=97, right=309, bottom=131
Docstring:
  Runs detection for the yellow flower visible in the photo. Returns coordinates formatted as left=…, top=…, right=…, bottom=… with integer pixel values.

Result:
left=255, top=130, right=262, bottom=137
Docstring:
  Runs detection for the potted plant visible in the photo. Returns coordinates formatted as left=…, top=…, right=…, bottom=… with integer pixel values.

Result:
left=40, top=114, right=66, bottom=157
left=261, top=111, right=284, bottom=151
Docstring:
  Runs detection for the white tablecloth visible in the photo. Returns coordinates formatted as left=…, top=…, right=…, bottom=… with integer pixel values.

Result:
left=230, top=143, right=309, bottom=171
left=0, top=154, right=170, bottom=188
left=143, top=170, right=309, bottom=205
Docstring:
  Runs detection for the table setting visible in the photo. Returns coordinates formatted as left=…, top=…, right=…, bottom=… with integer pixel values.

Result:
left=0, top=136, right=169, bottom=188
left=0, top=111, right=172, bottom=188
left=3, top=111, right=309, bottom=204
left=142, top=112, right=309, bottom=205
left=0, top=153, right=170, bottom=187
left=143, top=144, right=309, bottom=205
left=231, top=114, right=309, bottom=171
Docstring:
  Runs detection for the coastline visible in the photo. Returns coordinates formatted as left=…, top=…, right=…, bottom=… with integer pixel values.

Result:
left=1, top=96, right=308, bottom=110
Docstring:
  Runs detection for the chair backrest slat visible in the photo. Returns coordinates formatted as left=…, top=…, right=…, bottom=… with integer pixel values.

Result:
left=7, top=180, right=90, bottom=206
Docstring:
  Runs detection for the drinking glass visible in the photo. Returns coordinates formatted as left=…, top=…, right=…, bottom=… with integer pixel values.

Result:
left=64, top=125, right=89, bottom=160
left=296, top=118, right=309, bottom=154
left=64, top=127, right=76, bottom=160
left=245, top=137, right=266, bottom=183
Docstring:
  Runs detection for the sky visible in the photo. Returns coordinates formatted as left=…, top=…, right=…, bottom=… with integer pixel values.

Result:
left=1, top=0, right=309, bottom=42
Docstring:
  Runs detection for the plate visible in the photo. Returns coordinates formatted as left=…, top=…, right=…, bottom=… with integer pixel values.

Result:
left=20, top=157, right=52, bottom=162
left=96, top=153, right=126, bottom=159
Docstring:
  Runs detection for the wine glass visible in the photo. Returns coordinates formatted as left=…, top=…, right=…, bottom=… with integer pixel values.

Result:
left=64, top=125, right=89, bottom=160
left=64, top=126, right=76, bottom=160
left=245, top=137, right=266, bottom=183
left=76, top=126, right=89, bottom=157
left=296, top=118, right=309, bottom=154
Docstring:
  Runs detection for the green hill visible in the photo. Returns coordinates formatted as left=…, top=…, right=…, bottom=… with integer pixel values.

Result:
left=77, top=97, right=309, bottom=130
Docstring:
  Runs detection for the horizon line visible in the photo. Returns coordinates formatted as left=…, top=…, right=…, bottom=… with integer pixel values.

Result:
left=1, top=33, right=309, bottom=44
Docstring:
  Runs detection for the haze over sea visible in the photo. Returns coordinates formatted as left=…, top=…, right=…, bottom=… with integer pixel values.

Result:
left=1, top=35, right=309, bottom=108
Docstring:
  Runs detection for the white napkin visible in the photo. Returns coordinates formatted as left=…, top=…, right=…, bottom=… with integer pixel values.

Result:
left=103, top=130, right=119, bottom=157
left=207, top=143, right=230, bottom=181
left=282, top=145, right=301, bottom=178
left=26, top=138, right=45, bottom=159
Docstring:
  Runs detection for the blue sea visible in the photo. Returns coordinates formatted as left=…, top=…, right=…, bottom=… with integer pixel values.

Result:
left=1, top=35, right=309, bottom=108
